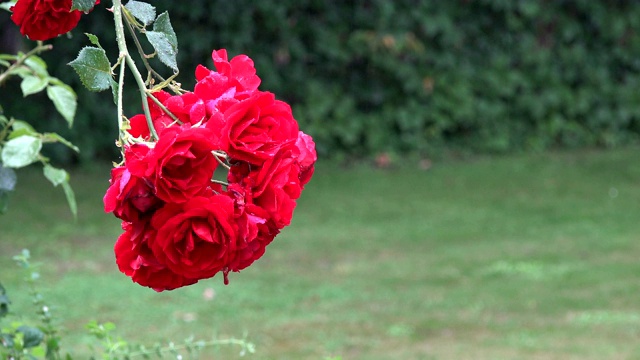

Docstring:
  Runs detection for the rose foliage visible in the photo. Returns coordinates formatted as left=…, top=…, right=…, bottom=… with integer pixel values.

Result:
left=104, top=50, right=317, bottom=291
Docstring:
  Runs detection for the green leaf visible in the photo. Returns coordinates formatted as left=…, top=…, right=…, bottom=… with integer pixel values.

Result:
left=146, top=31, right=178, bottom=71
left=24, top=56, right=48, bottom=78
left=71, top=0, right=97, bottom=12
left=6, top=66, right=33, bottom=78
left=43, top=165, right=69, bottom=186
left=0, top=1, right=17, bottom=12
left=85, top=33, right=103, bottom=49
left=42, top=133, right=80, bottom=152
left=61, top=181, right=77, bottom=218
left=110, top=78, right=119, bottom=105
left=46, top=85, right=77, bottom=127
left=125, top=1, right=156, bottom=26
left=11, top=120, right=37, bottom=134
left=16, top=326, right=44, bottom=348
left=0, top=163, right=17, bottom=191
left=20, top=75, right=48, bottom=97
left=153, top=12, right=177, bottom=49
left=8, top=121, right=38, bottom=139
left=42, top=164, right=76, bottom=217
left=68, top=47, right=112, bottom=92
left=1, top=135, right=42, bottom=168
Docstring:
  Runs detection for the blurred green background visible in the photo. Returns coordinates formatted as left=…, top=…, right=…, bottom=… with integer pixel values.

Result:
left=2, top=1, right=640, bottom=359
left=3, top=0, right=640, bottom=162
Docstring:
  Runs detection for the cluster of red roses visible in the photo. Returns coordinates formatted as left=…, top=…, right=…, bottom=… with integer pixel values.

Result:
left=103, top=50, right=316, bottom=291
left=10, top=0, right=100, bottom=41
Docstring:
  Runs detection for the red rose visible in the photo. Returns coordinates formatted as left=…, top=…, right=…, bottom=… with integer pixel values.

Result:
left=149, top=195, right=237, bottom=280
left=250, top=144, right=302, bottom=199
left=114, top=221, right=198, bottom=291
left=127, top=126, right=220, bottom=203
left=223, top=91, right=299, bottom=165
left=294, top=131, right=317, bottom=186
left=128, top=91, right=207, bottom=139
left=225, top=183, right=278, bottom=272
left=194, top=49, right=261, bottom=106
left=254, top=182, right=297, bottom=229
left=103, top=166, right=161, bottom=222
left=10, top=0, right=99, bottom=41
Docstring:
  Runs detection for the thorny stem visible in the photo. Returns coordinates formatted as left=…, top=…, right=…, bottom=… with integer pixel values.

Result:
left=145, top=91, right=182, bottom=124
left=0, top=42, right=53, bottom=86
left=212, top=179, right=230, bottom=187
left=212, top=151, right=231, bottom=170
left=113, top=0, right=158, bottom=140
left=117, top=54, right=126, bottom=144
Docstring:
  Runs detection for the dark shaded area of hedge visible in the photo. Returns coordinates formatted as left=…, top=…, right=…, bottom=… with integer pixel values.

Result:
left=4, top=0, right=640, bottom=161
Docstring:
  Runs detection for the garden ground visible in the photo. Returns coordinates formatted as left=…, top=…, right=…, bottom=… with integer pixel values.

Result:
left=1, top=148, right=640, bottom=359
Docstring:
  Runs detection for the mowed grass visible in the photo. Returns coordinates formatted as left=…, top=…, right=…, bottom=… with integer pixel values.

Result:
left=1, top=148, right=640, bottom=359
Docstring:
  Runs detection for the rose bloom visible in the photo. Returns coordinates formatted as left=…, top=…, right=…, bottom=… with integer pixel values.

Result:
left=223, top=91, right=299, bottom=166
left=194, top=49, right=261, bottom=107
left=129, top=92, right=207, bottom=139
left=225, top=183, right=278, bottom=272
left=295, top=131, right=317, bottom=186
left=114, top=221, right=198, bottom=291
left=126, top=126, right=220, bottom=203
left=11, top=0, right=99, bottom=41
left=149, top=195, right=237, bottom=281
left=103, top=166, right=161, bottom=222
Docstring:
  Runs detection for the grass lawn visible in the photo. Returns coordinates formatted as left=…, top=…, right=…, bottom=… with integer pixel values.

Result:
left=1, top=148, right=640, bottom=359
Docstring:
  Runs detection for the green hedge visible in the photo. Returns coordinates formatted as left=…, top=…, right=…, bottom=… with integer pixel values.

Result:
left=5, top=0, right=640, bottom=161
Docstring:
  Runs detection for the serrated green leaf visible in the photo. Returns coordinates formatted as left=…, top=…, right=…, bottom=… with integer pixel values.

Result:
left=125, top=1, right=156, bottom=26
left=0, top=163, right=17, bottom=191
left=61, top=181, right=77, bottom=218
left=153, top=12, right=177, bottom=49
left=68, top=46, right=112, bottom=92
left=85, top=33, right=103, bottom=49
left=146, top=31, right=178, bottom=71
left=42, top=133, right=79, bottom=152
left=43, top=164, right=69, bottom=186
left=16, top=326, right=44, bottom=348
left=1, top=135, right=42, bottom=168
left=71, top=0, right=96, bottom=12
left=24, top=56, right=48, bottom=78
left=20, top=75, right=48, bottom=97
left=47, top=85, right=77, bottom=127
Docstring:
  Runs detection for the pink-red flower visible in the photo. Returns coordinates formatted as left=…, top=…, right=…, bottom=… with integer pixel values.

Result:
left=107, top=49, right=317, bottom=291
left=103, top=166, right=161, bottom=222
left=114, top=221, right=198, bottom=291
left=10, top=0, right=99, bottom=41
left=149, top=195, right=237, bottom=280
left=127, top=126, right=220, bottom=203
left=223, top=91, right=299, bottom=166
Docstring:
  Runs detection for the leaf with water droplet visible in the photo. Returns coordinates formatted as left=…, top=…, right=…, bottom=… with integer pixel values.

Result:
left=68, top=46, right=112, bottom=92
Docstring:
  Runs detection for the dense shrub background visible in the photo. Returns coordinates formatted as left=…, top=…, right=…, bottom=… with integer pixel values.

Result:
left=3, top=0, right=640, bottom=161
